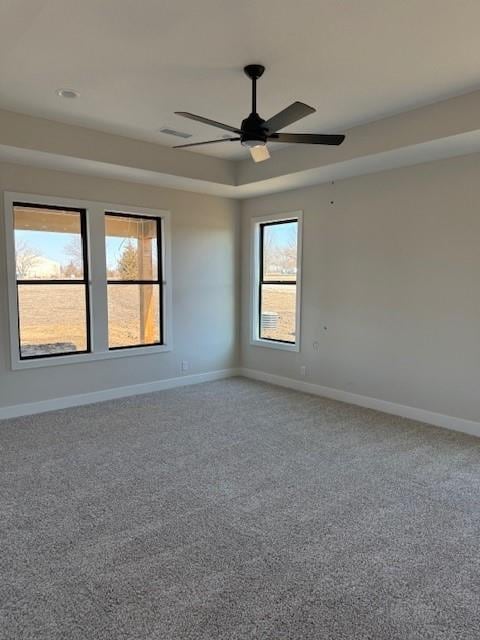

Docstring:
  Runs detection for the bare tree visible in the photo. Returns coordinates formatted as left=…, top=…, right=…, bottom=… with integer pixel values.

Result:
left=62, top=237, right=83, bottom=277
left=15, top=240, right=40, bottom=277
left=281, top=226, right=297, bottom=273
left=266, top=225, right=297, bottom=276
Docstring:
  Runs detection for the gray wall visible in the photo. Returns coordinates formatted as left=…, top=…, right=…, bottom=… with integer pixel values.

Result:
left=241, top=154, right=480, bottom=423
left=2, top=152, right=479, bottom=423
left=0, top=162, right=240, bottom=409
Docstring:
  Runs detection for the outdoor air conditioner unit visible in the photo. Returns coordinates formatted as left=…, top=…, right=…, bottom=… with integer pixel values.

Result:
left=261, top=311, right=279, bottom=330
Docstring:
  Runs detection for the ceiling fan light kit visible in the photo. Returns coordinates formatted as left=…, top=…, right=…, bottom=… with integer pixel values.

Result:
left=248, top=143, right=271, bottom=163
left=174, top=64, right=345, bottom=162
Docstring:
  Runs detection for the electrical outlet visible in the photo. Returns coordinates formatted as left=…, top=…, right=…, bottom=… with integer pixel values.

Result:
left=181, top=360, right=189, bottom=373
left=300, top=365, right=306, bottom=377
left=313, top=341, right=320, bottom=352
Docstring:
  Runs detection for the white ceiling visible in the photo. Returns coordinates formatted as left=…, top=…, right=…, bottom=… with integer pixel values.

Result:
left=2, top=0, right=480, bottom=161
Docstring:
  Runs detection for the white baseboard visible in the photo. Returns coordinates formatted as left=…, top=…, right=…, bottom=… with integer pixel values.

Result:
left=239, top=367, right=480, bottom=439
left=0, top=368, right=240, bottom=420
left=3, top=365, right=479, bottom=440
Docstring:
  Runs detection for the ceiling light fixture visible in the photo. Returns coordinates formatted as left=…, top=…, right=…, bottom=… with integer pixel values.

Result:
left=56, top=88, right=79, bottom=99
left=241, top=140, right=270, bottom=163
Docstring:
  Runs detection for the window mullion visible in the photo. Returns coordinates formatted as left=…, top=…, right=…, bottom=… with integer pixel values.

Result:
left=80, top=209, right=92, bottom=354
left=87, top=204, right=109, bottom=353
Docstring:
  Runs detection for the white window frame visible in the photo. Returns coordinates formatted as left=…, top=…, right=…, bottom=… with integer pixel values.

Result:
left=250, top=211, right=303, bottom=352
left=4, top=192, right=173, bottom=370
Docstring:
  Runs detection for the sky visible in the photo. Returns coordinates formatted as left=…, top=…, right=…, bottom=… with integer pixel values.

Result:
left=15, top=229, right=77, bottom=264
left=263, top=221, right=297, bottom=249
left=16, top=221, right=296, bottom=269
left=15, top=229, right=130, bottom=271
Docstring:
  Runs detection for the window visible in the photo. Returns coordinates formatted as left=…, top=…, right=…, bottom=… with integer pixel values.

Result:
left=105, top=213, right=162, bottom=349
left=4, top=193, right=172, bottom=369
left=13, top=203, right=90, bottom=359
left=251, top=213, right=302, bottom=351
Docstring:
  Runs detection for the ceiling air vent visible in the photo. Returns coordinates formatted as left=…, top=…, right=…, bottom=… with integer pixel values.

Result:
left=159, top=127, right=192, bottom=139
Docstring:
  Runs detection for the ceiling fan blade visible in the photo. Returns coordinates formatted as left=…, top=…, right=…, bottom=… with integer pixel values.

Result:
left=264, top=102, right=316, bottom=133
left=268, top=132, right=345, bottom=145
left=175, top=112, right=241, bottom=134
left=249, top=145, right=270, bottom=163
left=173, top=138, right=240, bottom=149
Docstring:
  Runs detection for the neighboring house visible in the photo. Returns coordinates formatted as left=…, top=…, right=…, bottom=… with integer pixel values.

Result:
left=19, top=256, right=61, bottom=279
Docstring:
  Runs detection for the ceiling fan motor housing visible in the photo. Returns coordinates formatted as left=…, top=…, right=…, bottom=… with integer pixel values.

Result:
left=241, top=112, right=268, bottom=146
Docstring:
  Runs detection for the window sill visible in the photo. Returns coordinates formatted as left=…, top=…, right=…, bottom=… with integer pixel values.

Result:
left=11, top=343, right=173, bottom=370
left=250, top=338, right=299, bottom=352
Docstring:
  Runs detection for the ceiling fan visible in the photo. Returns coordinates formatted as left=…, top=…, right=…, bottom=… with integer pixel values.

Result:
left=173, top=64, right=345, bottom=162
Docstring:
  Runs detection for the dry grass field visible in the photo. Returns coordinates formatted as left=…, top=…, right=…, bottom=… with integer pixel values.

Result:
left=260, top=284, right=296, bottom=342
left=17, top=285, right=159, bottom=355
left=17, top=285, right=88, bottom=354
left=17, top=284, right=294, bottom=355
left=107, top=285, right=160, bottom=346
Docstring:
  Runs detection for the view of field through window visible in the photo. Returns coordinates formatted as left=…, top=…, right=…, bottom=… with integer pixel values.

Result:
left=14, top=205, right=89, bottom=358
left=105, top=214, right=161, bottom=348
left=260, top=220, right=298, bottom=343
left=13, top=205, right=162, bottom=358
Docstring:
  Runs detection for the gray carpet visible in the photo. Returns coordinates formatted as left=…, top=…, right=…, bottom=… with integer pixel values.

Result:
left=1, top=377, right=480, bottom=639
